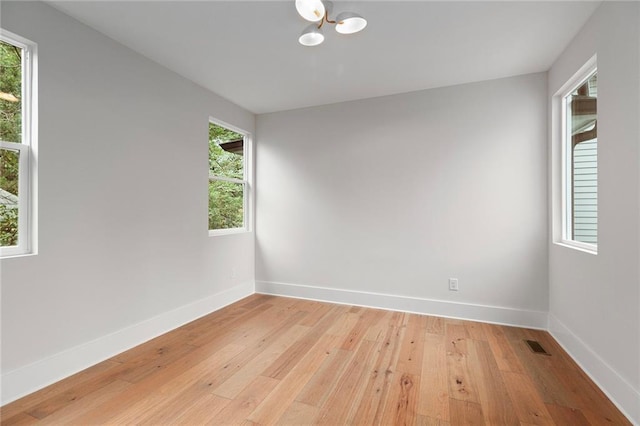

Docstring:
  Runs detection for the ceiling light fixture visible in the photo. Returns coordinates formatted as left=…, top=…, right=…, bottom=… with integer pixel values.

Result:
left=299, top=24, right=325, bottom=47
left=295, top=0, right=367, bottom=46
left=295, top=0, right=325, bottom=22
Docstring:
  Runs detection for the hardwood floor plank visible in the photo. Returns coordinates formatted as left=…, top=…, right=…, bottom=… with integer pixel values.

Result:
left=513, top=336, right=593, bottom=411
left=545, top=403, right=591, bottom=426
left=117, top=340, right=198, bottom=384
left=340, top=308, right=386, bottom=351
left=397, top=313, right=426, bottom=376
left=262, top=306, right=342, bottom=380
left=168, top=300, right=273, bottom=349
left=97, top=387, right=179, bottom=425
left=114, top=384, right=223, bottom=425
left=190, top=310, right=309, bottom=394
left=278, top=401, right=322, bottom=425
left=417, top=414, right=451, bottom=426
left=1, top=296, right=631, bottom=426
left=375, top=314, right=424, bottom=425
left=424, top=315, right=444, bottom=335
left=0, top=413, right=38, bottom=426
left=213, top=324, right=310, bottom=399
left=24, top=362, right=126, bottom=420
left=364, top=310, right=401, bottom=342
left=316, top=339, right=379, bottom=425
left=213, top=376, right=280, bottom=424
left=418, top=333, right=449, bottom=422
left=446, top=324, right=480, bottom=404
left=548, top=362, right=631, bottom=425
left=449, top=398, right=486, bottom=425
left=350, top=311, right=406, bottom=425
left=466, top=339, right=519, bottom=425
left=481, top=322, right=525, bottom=374
left=380, top=372, right=420, bottom=426
left=445, top=322, right=470, bottom=341
left=157, top=343, right=246, bottom=395
left=67, top=343, right=245, bottom=424
left=325, top=310, right=361, bottom=337
left=37, top=380, right=131, bottom=425
left=299, top=301, right=334, bottom=327
left=234, top=293, right=275, bottom=310
left=0, top=360, right=122, bottom=420
left=500, top=324, right=538, bottom=341
left=169, top=394, right=230, bottom=426
left=296, top=348, right=351, bottom=407
left=463, top=320, right=488, bottom=341
left=247, top=333, right=342, bottom=425
left=377, top=314, right=418, bottom=426
left=525, top=331, right=630, bottom=425
left=180, top=302, right=274, bottom=348
left=500, top=370, right=555, bottom=425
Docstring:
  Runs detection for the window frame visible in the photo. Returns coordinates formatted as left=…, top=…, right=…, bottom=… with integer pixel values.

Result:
left=208, top=118, right=252, bottom=236
left=1, top=29, right=37, bottom=258
left=556, top=57, right=597, bottom=254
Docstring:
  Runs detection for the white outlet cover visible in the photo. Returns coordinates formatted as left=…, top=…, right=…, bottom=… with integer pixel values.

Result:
left=449, top=278, right=459, bottom=291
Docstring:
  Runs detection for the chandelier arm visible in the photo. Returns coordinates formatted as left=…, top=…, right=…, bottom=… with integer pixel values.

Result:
left=324, top=11, right=337, bottom=24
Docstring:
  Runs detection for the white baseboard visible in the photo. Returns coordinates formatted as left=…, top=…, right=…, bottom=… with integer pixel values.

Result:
left=0, top=281, right=254, bottom=406
left=255, top=280, right=548, bottom=329
left=548, top=314, right=640, bottom=425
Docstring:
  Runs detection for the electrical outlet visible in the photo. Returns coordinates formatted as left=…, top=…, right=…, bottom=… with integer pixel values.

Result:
left=448, top=278, right=459, bottom=291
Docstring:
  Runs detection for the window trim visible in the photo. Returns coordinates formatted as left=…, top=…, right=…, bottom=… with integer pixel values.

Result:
left=1, top=29, right=37, bottom=258
left=554, top=55, right=597, bottom=254
left=208, top=118, right=252, bottom=236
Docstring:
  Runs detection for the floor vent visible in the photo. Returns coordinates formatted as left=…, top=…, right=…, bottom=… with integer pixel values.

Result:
left=525, top=340, right=551, bottom=356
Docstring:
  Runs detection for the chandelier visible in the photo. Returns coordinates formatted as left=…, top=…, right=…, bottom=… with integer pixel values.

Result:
left=295, top=0, right=367, bottom=47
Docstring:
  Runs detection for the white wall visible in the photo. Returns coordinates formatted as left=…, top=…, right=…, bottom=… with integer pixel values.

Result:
left=548, top=2, right=640, bottom=423
left=256, top=73, right=549, bottom=326
left=0, top=1, right=255, bottom=404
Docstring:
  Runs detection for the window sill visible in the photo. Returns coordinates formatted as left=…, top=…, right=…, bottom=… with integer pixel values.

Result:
left=1, top=251, right=37, bottom=260
left=554, top=240, right=597, bottom=255
left=208, top=228, right=251, bottom=237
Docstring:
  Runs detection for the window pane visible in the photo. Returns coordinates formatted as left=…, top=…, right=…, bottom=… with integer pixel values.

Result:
left=209, top=180, right=244, bottom=230
left=0, top=40, right=22, bottom=143
left=572, top=140, right=597, bottom=244
left=209, top=122, right=243, bottom=180
left=0, top=148, right=19, bottom=246
left=568, top=72, right=597, bottom=245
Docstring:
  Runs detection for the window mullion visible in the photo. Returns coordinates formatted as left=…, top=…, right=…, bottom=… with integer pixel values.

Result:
left=209, top=175, right=246, bottom=185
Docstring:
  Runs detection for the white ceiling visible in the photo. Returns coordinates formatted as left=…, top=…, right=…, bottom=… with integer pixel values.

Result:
left=49, top=1, right=601, bottom=114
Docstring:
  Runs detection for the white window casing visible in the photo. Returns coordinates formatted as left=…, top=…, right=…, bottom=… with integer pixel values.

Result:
left=0, top=29, right=37, bottom=257
left=555, top=55, right=597, bottom=254
left=208, top=118, right=251, bottom=236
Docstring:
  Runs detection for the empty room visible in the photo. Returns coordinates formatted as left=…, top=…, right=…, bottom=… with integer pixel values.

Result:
left=0, top=0, right=638, bottom=424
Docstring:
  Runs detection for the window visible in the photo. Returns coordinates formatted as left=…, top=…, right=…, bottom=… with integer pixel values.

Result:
left=1, top=31, right=36, bottom=257
left=561, top=64, right=597, bottom=251
left=208, top=120, right=249, bottom=234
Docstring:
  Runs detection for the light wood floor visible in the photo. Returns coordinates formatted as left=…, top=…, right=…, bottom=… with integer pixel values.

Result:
left=1, top=294, right=630, bottom=425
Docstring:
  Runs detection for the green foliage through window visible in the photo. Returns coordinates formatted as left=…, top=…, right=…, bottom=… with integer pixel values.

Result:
left=209, top=180, right=243, bottom=230
left=0, top=40, right=21, bottom=143
left=209, top=122, right=245, bottom=230
left=1, top=39, right=22, bottom=247
left=0, top=205, right=18, bottom=246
